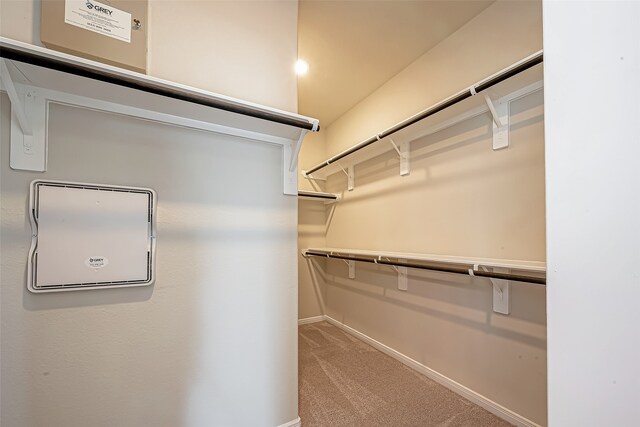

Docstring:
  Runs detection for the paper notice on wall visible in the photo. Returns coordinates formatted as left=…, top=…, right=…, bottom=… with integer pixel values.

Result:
left=65, top=0, right=132, bottom=43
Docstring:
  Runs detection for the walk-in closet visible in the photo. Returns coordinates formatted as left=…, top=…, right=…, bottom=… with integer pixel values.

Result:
left=296, top=2, right=546, bottom=425
left=1, top=1, right=638, bottom=427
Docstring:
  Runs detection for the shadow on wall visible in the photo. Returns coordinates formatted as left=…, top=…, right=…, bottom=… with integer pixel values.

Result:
left=314, top=259, right=546, bottom=350
left=325, top=90, right=544, bottom=197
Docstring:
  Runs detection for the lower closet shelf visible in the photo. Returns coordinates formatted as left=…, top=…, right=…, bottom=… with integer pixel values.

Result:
left=303, top=247, right=546, bottom=285
left=298, top=190, right=340, bottom=203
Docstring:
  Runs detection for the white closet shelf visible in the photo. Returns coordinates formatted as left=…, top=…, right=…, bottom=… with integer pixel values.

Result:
left=303, top=51, right=543, bottom=181
left=298, top=190, right=340, bottom=203
left=0, top=37, right=319, bottom=195
left=0, top=37, right=319, bottom=136
left=303, top=247, right=546, bottom=285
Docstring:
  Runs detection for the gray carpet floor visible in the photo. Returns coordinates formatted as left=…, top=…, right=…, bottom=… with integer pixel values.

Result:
left=299, top=321, right=513, bottom=427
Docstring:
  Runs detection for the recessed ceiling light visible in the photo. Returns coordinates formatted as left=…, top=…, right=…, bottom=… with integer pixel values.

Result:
left=295, top=59, right=309, bottom=76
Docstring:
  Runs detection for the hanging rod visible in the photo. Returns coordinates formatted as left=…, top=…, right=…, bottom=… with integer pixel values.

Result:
left=0, top=37, right=318, bottom=131
left=305, top=50, right=543, bottom=176
left=298, top=190, right=339, bottom=201
left=304, top=249, right=546, bottom=285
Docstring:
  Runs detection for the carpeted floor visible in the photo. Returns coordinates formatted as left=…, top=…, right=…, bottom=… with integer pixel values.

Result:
left=299, top=321, right=513, bottom=427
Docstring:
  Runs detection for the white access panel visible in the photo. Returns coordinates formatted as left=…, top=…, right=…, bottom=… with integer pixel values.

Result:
left=28, top=180, right=156, bottom=292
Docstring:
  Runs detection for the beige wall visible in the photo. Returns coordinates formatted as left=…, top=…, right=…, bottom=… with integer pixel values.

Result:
left=0, top=0, right=299, bottom=112
left=1, top=1, right=301, bottom=426
left=0, top=0, right=41, bottom=45
left=147, top=0, right=299, bottom=111
left=299, top=1, right=547, bottom=425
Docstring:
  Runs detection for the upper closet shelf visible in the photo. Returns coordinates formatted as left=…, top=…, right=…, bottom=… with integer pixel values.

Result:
left=0, top=37, right=319, bottom=195
left=303, top=51, right=543, bottom=182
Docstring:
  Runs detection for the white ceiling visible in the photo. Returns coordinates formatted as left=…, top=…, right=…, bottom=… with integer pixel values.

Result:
left=297, top=0, right=494, bottom=126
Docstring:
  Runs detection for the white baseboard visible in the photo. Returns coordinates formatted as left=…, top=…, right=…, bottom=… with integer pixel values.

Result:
left=298, top=315, right=325, bottom=325
left=322, top=315, right=542, bottom=427
left=277, top=416, right=300, bottom=427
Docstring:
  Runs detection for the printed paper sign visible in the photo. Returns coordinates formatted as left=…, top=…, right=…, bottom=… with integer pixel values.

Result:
left=65, top=0, right=132, bottom=43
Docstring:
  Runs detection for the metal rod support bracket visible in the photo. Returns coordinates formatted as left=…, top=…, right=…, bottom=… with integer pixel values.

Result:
left=400, top=140, right=410, bottom=176
left=398, top=261, right=408, bottom=291
left=1, top=62, right=47, bottom=172
left=337, top=163, right=354, bottom=191
left=1, top=59, right=33, bottom=135
left=388, top=138, right=401, bottom=156
left=387, top=138, right=411, bottom=176
left=346, top=260, right=355, bottom=279
left=282, top=141, right=298, bottom=195
left=289, top=129, right=308, bottom=172
left=476, top=264, right=511, bottom=315
left=380, top=257, right=408, bottom=290
left=483, top=93, right=510, bottom=150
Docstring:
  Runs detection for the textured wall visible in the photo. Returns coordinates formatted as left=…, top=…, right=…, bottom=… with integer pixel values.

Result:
left=1, top=1, right=301, bottom=426
left=147, top=0, right=299, bottom=111
left=0, top=97, right=299, bottom=427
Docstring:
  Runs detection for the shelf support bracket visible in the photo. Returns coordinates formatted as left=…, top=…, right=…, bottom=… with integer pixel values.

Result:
left=1, top=59, right=32, bottom=136
left=397, top=264, right=408, bottom=291
left=388, top=138, right=401, bottom=156
left=491, top=267, right=511, bottom=315
left=483, top=93, right=509, bottom=150
left=289, top=129, right=308, bottom=172
left=1, top=60, right=47, bottom=172
left=389, top=138, right=410, bottom=176
left=474, top=264, right=510, bottom=315
left=338, top=163, right=354, bottom=191
left=400, top=141, right=410, bottom=176
left=282, top=141, right=298, bottom=195
left=341, top=260, right=356, bottom=279
left=380, top=257, right=408, bottom=290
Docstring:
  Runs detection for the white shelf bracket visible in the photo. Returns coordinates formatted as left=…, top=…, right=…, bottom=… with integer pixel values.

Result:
left=1, top=59, right=32, bottom=136
left=474, top=264, right=510, bottom=315
left=1, top=61, right=48, bottom=172
left=397, top=264, right=408, bottom=291
left=388, top=138, right=401, bottom=156
left=388, top=138, right=410, bottom=176
left=282, top=141, right=298, bottom=195
left=341, top=260, right=356, bottom=279
left=380, top=257, right=408, bottom=290
left=338, top=163, right=354, bottom=191
left=347, top=165, right=354, bottom=190
left=289, top=129, right=308, bottom=172
left=483, top=93, right=509, bottom=150
left=400, top=140, right=410, bottom=176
